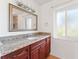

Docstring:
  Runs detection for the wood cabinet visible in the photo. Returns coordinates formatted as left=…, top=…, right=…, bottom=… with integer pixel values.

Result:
left=46, top=37, right=51, bottom=57
left=1, top=36, right=51, bottom=59
left=31, top=46, right=40, bottom=59
left=40, top=40, right=46, bottom=59
left=30, top=39, right=46, bottom=59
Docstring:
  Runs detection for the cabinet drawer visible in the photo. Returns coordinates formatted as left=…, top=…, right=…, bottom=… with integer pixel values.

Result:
left=1, top=46, right=29, bottom=59
left=30, top=39, right=46, bottom=50
left=10, top=46, right=29, bottom=56
left=11, top=50, right=28, bottom=59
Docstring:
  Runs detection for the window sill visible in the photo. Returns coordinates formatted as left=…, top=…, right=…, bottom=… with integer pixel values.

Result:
left=52, top=37, right=78, bottom=42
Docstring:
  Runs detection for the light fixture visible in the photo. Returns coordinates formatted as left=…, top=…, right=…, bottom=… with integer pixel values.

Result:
left=15, top=0, right=35, bottom=13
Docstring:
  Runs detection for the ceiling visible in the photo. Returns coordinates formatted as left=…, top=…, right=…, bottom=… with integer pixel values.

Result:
left=34, top=0, right=53, bottom=5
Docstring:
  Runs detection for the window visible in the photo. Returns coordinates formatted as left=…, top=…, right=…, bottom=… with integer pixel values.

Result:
left=54, top=8, right=78, bottom=39
left=67, top=9, right=78, bottom=38
left=55, top=11, right=65, bottom=38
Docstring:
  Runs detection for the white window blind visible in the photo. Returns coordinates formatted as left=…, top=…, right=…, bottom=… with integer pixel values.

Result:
left=54, top=8, right=78, bottom=39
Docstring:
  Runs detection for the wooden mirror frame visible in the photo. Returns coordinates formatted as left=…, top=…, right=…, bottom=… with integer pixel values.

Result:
left=9, top=3, right=38, bottom=32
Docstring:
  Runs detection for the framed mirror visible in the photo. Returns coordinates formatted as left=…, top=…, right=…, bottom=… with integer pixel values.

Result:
left=9, top=3, right=38, bottom=32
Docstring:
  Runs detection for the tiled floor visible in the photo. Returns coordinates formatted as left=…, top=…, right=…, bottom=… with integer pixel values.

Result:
left=47, top=55, right=60, bottom=59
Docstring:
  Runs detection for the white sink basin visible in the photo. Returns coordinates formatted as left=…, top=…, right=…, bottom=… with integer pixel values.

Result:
left=27, top=37, right=38, bottom=40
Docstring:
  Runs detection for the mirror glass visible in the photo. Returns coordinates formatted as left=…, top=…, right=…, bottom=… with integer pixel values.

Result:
left=9, top=4, right=37, bottom=32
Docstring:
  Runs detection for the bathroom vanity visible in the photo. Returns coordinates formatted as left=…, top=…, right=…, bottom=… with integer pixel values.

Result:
left=0, top=32, right=51, bottom=59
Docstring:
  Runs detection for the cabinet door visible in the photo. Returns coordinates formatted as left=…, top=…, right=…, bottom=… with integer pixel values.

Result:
left=31, top=46, right=40, bottom=59
left=40, top=40, right=46, bottom=59
left=46, top=37, right=51, bottom=57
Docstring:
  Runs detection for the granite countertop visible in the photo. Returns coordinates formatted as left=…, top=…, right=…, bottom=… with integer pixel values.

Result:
left=0, top=32, right=51, bottom=57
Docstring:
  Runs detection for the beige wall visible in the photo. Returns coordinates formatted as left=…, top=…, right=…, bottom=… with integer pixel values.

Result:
left=39, top=0, right=77, bottom=33
left=0, top=0, right=40, bottom=37
left=39, top=0, right=78, bottom=59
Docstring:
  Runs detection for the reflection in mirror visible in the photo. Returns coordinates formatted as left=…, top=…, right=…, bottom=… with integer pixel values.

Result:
left=9, top=3, right=37, bottom=32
